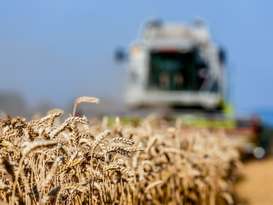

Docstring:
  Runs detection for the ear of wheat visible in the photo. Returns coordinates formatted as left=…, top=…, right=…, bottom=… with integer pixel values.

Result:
left=72, top=96, right=99, bottom=116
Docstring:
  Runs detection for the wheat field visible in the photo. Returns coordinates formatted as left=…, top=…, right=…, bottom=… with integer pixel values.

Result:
left=0, top=101, right=241, bottom=205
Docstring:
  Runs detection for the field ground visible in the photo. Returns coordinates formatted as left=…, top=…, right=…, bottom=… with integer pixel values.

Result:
left=236, top=158, right=273, bottom=205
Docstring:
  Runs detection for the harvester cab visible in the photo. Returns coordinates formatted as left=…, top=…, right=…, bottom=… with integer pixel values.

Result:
left=116, top=20, right=230, bottom=116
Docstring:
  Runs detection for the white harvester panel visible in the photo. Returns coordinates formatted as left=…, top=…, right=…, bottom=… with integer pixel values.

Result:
left=125, top=20, right=226, bottom=111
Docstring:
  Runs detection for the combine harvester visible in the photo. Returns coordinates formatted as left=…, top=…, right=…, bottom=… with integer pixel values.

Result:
left=115, top=20, right=269, bottom=157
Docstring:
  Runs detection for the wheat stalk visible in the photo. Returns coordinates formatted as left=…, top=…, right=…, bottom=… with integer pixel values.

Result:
left=72, top=96, right=99, bottom=116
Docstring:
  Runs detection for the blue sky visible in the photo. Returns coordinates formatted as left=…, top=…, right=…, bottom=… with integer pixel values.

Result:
left=0, top=0, right=272, bottom=114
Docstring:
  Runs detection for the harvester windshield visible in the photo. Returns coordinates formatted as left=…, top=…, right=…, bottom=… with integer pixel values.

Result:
left=148, top=49, right=209, bottom=91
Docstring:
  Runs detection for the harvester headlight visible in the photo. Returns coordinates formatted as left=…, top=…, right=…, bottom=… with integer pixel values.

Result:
left=131, top=46, right=140, bottom=56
